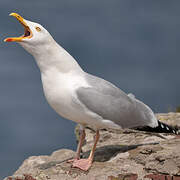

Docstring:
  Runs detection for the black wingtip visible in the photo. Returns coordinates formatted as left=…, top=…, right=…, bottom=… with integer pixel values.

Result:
left=136, top=120, right=180, bottom=135
left=157, top=121, right=179, bottom=134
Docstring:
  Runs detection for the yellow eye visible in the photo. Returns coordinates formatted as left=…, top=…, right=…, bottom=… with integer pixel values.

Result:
left=35, top=27, right=41, bottom=32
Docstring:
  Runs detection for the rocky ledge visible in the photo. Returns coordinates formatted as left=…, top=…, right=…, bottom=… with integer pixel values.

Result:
left=4, top=113, right=180, bottom=180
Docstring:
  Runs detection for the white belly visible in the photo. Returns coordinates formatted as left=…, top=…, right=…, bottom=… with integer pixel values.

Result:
left=40, top=70, right=122, bottom=130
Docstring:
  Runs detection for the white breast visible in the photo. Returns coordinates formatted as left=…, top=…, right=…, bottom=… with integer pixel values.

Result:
left=41, top=69, right=91, bottom=123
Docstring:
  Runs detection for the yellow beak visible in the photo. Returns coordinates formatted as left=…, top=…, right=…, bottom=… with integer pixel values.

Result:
left=4, top=13, right=32, bottom=42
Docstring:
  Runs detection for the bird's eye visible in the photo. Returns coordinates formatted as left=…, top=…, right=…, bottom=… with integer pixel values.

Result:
left=35, top=27, right=41, bottom=32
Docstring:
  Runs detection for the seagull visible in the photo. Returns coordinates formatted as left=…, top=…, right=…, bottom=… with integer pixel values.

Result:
left=4, top=13, right=179, bottom=171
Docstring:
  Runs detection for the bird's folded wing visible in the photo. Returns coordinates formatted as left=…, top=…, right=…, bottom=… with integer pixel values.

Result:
left=76, top=87, right=139, bottom=128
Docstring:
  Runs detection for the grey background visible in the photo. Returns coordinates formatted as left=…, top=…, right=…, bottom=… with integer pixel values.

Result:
left=0, top=0, right=180, bottom=178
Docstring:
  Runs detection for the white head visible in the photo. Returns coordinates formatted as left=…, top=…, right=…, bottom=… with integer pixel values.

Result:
left=4, top=13, right=55, bottom=56
left=4, top=13, right=82, bottom=73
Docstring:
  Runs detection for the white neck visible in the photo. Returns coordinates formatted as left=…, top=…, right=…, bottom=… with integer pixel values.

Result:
left=20, top=38, right=83, bottom=74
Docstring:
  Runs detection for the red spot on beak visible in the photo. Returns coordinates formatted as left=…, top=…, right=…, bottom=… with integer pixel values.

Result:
left=4, top=38, right=13, bottom=42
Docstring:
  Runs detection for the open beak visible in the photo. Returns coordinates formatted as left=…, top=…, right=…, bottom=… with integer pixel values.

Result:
left=4, top=13, right=32, bottom=42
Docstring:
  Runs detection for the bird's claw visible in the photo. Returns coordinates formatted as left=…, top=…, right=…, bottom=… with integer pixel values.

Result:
left=72, top=158, right=92, bottom=171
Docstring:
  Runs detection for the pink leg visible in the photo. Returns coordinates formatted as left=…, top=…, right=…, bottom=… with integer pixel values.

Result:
left=75, top=128, right=86, bottom=159
left=68, top=128, right=86, bottom=162
left=72, top=130, right=100, bottom=171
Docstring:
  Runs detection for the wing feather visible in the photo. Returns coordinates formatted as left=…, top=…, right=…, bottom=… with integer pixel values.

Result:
left=76, top=73, right=158, bottom=129
left=76, top=87, right=141, bottom=128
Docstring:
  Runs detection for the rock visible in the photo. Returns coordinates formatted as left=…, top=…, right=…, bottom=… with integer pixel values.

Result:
left=4, top=113, right=180, bottom=180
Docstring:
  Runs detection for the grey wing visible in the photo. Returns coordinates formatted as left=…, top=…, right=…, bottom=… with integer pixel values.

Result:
left=84, top=72, right=128, bottom=97
left=76, top=86, right=144, bottom=129
left=77, top=73, right=158, bottom=128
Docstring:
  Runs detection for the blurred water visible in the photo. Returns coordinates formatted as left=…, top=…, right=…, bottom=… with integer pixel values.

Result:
left=0, top=1, right=180, bottom=178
